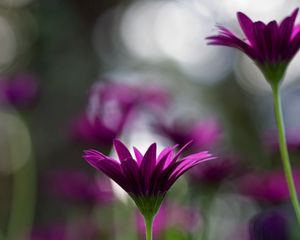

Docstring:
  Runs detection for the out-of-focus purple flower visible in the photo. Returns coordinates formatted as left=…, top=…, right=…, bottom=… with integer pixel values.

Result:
left=189, top=157, right=237, bottom=186
left=72, top=82, right=169, bottom=148
left=47, top=170, right=113, bottom=204
left=71, top=113, right=125, bottom=148
left=239, top=170, right=300, bottom=203
left=0, top=73, right=39, bottom=108
left=136, top=202, right=200, bottom=239
left=207, top=9, right=300, bottom=85
left=88, top=82, right=169, bottom=121
left=154, top=119, right=221, bottom=150
left=265, top=130, right=300, bottom=152
left=249, top=210, right=290, bottom=240
left=31, top=224, right=65, bottom=240
left=31, top=218, right=99, bottom=240
left=83, top=139, right=213, bottom=217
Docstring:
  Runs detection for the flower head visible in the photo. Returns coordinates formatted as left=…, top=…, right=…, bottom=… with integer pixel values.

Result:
left=189, top=157, right=237, bottom=186
left=207, top=9, right=300, bottom=85
left=239, top=170, right=300, bottom=203
left=71, top=113, right=126, bottom=149
left=249, top=210, right=290, bottom=240
left=83, top=139, right=213, bottom=217
left=154, top=119, right=221, bottom=150
left=47, top=170, right=113, bottom=205
left=0, top=73, right=39, bottom=108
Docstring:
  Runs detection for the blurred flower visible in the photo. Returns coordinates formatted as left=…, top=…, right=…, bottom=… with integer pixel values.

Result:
left=153, top=119, right=221, bottom=150
left=189, top=157, right=237, bottom=186
left=249, top=210, right=290, bottom=240
left=47, top=170, right=113, bottom=205
left=265, top=130, right=300, bottom=152
left=31, top=224, right=65, bottom=240
left=31, top=218, right=99, bottom=240
left=73, top=82, right=169, bottom=148
left=0, top=73, right=39, bottom=108
left=88, top=81, right=169, bottom=121
left=207, top=8, right=300, bottom=85
left=71, top=113, right=126, bottom=149
left=136, top=202, right=200, bottom=239
left=83, top=139, right=213, bottom=219
left=239, top=170, right=300, bottom=203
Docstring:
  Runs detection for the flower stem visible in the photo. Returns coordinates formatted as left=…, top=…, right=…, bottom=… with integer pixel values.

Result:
left=144, top=215, right=154, bottom=240
left=272, top=84, right=300, bottom=225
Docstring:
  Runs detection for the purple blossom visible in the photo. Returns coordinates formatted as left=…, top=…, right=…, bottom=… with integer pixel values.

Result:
left=136, top=202, right=200, bottom=238
left=47, top=170, right=113, bottom=204
left=71, top=113, right=126, bottom=148
left=207, top=9, right=300, bottom=84
left=72, top=82, right=169, bottom=148
left=249, top=210, right=290, bottom=240
left=189, top=157, right=237, bottom=185
left=83, top=139, right=213, bottom=215
left=239, top=170, right=300, bottom=203
left=154, top=119, right=221, bottom=150
left=88, top=82, right=169, bottom=121
left=31, top=218, right=99, bottom=240
left=0, top=73, right=39, bottom=108
left=265, top=130, right=300, bottom=152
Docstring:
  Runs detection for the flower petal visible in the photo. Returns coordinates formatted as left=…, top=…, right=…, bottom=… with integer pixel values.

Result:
left=237, top=12, right=255, bottom=45
left=113, top=139, right=133, bottom=162
left=140, top=143, right=157, bottom=192
left=121, top=158, right=141, bottom=194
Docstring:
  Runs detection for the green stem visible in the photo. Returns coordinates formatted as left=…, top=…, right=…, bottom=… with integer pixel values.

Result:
left=7, top=155, right=36, bottom=240
left=144, top=215, right=154, bottom=240
left=272, top=84, right=300, bottom=225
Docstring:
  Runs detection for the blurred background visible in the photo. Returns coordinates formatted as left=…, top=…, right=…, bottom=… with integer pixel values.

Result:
left=1, top=0, right=300, bottom=239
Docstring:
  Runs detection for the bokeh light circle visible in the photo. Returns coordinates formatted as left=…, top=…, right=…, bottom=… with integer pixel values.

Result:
left=0, top=110, right=31, bottom=174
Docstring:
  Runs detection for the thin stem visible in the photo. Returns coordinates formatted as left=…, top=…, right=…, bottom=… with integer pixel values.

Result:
left=272, top=84, right=300, bottom=225
left=144, top=215, right=154, bottom=240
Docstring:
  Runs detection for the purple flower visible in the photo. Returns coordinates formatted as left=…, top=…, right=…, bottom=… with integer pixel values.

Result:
left=239, top=170, right=300, bottom=203
left=71, top=113, right=126, bottom=148
left=88, top=82, right=169, bottom=121
left=207, top=9, right=300, bottom=84
left=83, top=139, right=213, bottom=216
left=136, top=202, right=200, bottom=239
left=30, top=224, right=65, bottom=240
left=47, top=170, right=113, bottom=205
left=189, top=157, right=237, bottom=186
left=0, top=73, right=39, bottom=108
left=154, top=119, right=221, bottom=150
left=31, top=218, right=99, bottom=240
left=265, top=130, right=300, bottom=152
left=249, top=210, right=290, bottom=240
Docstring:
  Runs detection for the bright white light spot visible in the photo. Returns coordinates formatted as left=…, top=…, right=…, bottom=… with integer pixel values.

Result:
left=121, top=1, right=165, bottom=60
left=219, top=0, right=293, bottom=22
left=121, top=1, right=233, bottom=83
left=0, top=17, right=17, bottom=71
left=0, top=110, right=31, bottom=174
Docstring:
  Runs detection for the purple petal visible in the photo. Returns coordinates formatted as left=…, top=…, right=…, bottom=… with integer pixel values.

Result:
left=113, top=139, right=133, bottom=162
left=83, top=149, right=107, bottom=168
left=237, top=12, right=255, bottom=45
left=140, top=143, right=157, bottom=192
left=121, top=158, right=141, bottom=194
left=280, top=8, right=299, bottom=52
left=133, top=147, right=143, bottom=166
left=165, top=156, right=214, bottom=190
left=291, top=24, right=300, bottom=40
left=92, top=159, right=129, bottom=192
